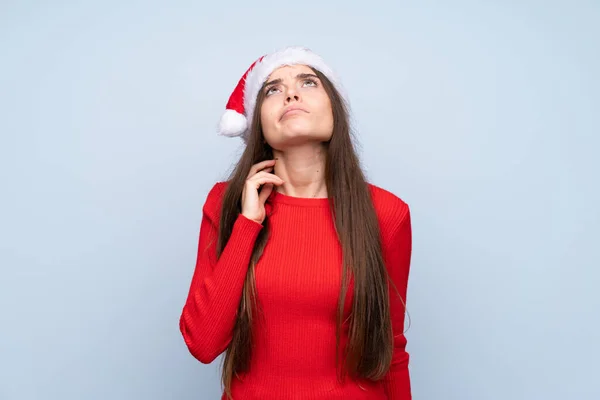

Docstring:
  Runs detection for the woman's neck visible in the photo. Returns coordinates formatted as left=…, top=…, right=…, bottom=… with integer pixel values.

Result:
left=272, top=144, right=327, bottom=198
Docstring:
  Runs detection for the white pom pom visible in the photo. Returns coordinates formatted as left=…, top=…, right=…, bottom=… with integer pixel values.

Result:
left=218, top=109, right=247, bottom=137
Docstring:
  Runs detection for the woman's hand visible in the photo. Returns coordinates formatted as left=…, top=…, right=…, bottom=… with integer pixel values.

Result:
left=241, top=159, right=284, bottom=224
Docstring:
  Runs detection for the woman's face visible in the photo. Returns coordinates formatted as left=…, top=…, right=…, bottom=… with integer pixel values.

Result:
left=260, top=64, right=334, bottom=148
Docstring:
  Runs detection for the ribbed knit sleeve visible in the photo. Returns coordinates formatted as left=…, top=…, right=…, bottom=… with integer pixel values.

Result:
left=179, top=182, right=263, bottom=364
left=382, top=204, right=413, bottom=399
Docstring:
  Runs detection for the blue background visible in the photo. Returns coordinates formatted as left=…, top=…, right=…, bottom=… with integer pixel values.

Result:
left=1, top=1, right=598, bottom=399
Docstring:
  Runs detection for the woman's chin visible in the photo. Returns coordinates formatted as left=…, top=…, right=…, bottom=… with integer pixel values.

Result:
left=273, top=130, right=330, bottom=146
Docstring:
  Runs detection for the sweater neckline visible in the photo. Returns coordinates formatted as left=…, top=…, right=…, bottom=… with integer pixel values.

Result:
left=268, top=189, right=330, bottom=207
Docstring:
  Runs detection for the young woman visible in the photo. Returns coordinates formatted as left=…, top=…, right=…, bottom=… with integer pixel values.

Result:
left=180, top=46, right=413, bottom=400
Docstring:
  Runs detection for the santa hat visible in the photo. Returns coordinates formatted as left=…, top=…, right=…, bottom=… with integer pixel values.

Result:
left=217, top=46, right=348, bottom=141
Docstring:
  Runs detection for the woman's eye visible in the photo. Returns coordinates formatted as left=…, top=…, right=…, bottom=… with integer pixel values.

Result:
left=303, top=79, right=317, bottom=87
left=265, top=86, right=279, bottom=96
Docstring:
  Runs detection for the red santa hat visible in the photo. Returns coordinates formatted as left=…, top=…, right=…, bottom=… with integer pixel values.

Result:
left=217, top=46, right=348, bottom=141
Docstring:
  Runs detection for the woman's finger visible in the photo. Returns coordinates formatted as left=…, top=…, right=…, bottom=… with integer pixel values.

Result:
left=258, top=183, right=274, bottom=204
left=247, top=170, right=283, bottom=182
left=247, top=160, right=276, bottom=178
left=247, top=175, right=284, bottom=189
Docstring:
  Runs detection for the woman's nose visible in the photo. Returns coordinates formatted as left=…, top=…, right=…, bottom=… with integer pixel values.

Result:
left=285, top=86, right=300, bottom=103
left=286, top=93, right=300, bottom=103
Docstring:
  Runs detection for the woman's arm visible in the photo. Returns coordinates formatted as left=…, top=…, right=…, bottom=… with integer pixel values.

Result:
left=382, top=205, right=413, bottom=399
left=179, top=183, right=263, bottom=363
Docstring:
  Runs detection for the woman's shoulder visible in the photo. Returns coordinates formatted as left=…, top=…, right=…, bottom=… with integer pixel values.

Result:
left=207, top=180, right=229, bottom=198
left=367, top=182, right=410, bottom=227
left=367, top=182, right=409, bottom=207
left=202, top=181, right=229, bottom=215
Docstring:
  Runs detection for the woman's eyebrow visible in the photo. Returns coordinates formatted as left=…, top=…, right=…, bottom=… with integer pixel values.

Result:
left=264, top=78, right=282, bottom=88
left=296, top=73, right=319, bottom=80
left=264, top=73, right=319, bottom=88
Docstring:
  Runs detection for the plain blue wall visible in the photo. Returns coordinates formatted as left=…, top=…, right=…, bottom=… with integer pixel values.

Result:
left=1, top=1, right=598, bottom=399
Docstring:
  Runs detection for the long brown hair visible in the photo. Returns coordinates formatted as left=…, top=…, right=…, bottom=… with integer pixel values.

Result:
left=217, top=68, right=403, bottom=398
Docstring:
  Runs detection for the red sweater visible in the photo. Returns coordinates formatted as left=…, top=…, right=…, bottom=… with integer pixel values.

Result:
left=180, top=181, right=412, bottom=399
